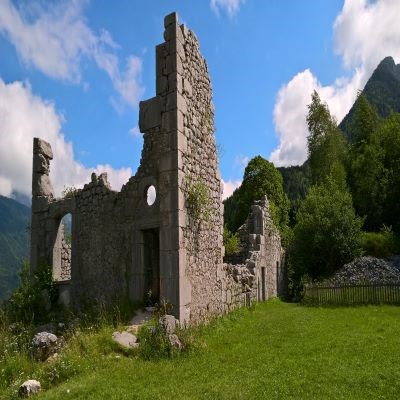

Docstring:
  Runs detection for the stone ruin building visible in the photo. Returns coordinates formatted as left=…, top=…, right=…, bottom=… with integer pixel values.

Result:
left=30, top=12, right=284, bottom=324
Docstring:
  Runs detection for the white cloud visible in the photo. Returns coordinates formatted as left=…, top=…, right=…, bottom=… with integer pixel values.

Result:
left=210, top=0, right=245, bottom=17
left=269, top=0, right=400, bottom=167
left=129, top=126, right=142, bottom=137
left=0, top=0, right=143, bottom=108
left=0, top=78, right=132, bottom=198
left=222, top=179, right=241, bottom=200
left=234, top=154, right=249, bottom=171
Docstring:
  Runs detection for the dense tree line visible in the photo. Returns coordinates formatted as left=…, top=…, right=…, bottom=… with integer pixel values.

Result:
left=224, top=89, right=400, bottom=298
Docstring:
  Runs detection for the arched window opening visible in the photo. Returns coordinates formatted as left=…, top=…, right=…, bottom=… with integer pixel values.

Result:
left=53, top=213, right=72, bottom=282
left=146, top=185, right=156, bottom=206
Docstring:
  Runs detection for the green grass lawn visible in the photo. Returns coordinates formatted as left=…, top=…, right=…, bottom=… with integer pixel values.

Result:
left=3, top=300, right=400, bottom=399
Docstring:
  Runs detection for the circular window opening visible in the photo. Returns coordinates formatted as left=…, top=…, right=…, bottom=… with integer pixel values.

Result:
left=146, top=185, right=156, bottom=206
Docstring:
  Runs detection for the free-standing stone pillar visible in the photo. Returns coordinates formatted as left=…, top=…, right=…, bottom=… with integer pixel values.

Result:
left=30, top=138, right=55, bottom=274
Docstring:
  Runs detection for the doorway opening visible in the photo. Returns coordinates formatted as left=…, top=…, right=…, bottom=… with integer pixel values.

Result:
left=143, top=229, right=160, bottom=304
left=261, top=267, right=266, bottom=301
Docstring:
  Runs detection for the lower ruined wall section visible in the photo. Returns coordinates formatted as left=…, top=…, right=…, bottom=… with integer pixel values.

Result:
left=221, top=196, right=285, bottom=311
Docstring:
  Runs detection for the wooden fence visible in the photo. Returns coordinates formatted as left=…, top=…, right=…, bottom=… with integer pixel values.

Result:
left=302, top=283, right=400, bottom=306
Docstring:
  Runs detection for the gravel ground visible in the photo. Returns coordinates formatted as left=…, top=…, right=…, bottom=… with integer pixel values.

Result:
left=323, top=256, right=400, bottom=285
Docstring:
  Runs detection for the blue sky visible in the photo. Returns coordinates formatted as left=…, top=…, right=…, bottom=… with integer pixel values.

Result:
left=0, top=0, right=399, bottom=199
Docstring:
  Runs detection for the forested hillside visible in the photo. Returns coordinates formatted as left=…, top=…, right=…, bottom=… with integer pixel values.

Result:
left=340, top=56, right=400, bottom=140
left=224, top=56, right=400, bottom=297
left=0, top=196, right=30, bottom=302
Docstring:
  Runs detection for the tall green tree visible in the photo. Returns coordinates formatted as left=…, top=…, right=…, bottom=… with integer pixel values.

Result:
left=224, top=156, right=290, bottom=242
left=348, top=95, right=388, bottom=230
left=381, top=113, right=400, bottom=232
left=291, top=177, right=362, bottom=281
left=306, top=91, right=347, bottom=187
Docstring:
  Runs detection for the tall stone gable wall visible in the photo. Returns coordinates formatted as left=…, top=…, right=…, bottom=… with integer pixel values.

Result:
left=30, top=12, right=283, bottom=325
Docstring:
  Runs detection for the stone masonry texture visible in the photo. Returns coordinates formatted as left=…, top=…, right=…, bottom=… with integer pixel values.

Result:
left=30, top=12, right=284, bottom=324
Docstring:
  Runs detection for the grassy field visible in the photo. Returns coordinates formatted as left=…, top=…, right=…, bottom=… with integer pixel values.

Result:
left=2, top=300, right=400, bottom=399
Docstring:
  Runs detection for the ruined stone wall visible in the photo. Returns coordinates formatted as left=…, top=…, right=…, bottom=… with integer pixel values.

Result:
left=30, top=13, right=283, bottom=324
left=222, top=197, right=285, bottom=310
left=164, top=15, right=224, bottom=322
left=60, top=227, right=71, bottom=282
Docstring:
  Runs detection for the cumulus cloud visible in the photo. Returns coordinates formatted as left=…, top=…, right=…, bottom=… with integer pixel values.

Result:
left=129, top=126, right=142, bottom=138
left=210, top=0, right=245, bottom=17
left=0, top=78, right=132, bottom=198
left=269, top=0, right=400, bottom=167
left=222, top=179, right=241, bottom=200
left=0, top=0, right=143, bottom=108
left=234, top=154, right=249, bottom=171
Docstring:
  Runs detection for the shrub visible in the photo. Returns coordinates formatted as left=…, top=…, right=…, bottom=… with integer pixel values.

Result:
left=223, top=226, right=240, bottom=256
left=3, top=262, right=57, bottom=325
left=185, top=178, right=212, bottom=222
left=291, top=178, right=363, bottom=281
left=361, top=227, right=398, bottom=258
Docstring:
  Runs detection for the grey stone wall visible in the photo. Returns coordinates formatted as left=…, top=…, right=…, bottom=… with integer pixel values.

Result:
left=222, top=197, right=285, bottom=310
left=30, top=12, right=284, bottom=325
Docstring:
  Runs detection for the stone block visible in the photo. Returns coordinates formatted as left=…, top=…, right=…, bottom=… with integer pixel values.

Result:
left=32, top=196, right=49, bottom=213
left=162, top=109, right=184, bottom=133
left=32, top=174, right=54, bottom=198
left=33, top=137, right=53, bottom=159
left=164, top=12, right=178, bottom=28
left=168, top=73, right=183, bottom=93
left=156, top=75, right=168, bottom=95
left=164, top=21, right=185, bottom=44
left=183, top=78, right=192, bottom=98
left=167, top=38, right=185, bottom=60
left=166, top=92, right=187, bottom=115
left=156, top=43, right=166, bottom=78
left=139, top=96, right=161, bottom=132
left=165, top=54, right=183, bottom=75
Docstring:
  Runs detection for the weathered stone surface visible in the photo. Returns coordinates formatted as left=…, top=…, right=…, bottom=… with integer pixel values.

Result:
left=164, top=12, right=178, bottom=28
left=139, top=96, right=162, bottom=131
left=159, top=314, right=177, bottom=334
left=31, top=332, right=58, bottom=361
left=112, top=331, right=138, bottom=349
left=168, top=333, right=182, bottom=350
left=33, top=138, right=53, bottom=159
left=19, top=380, right=41, bottom=397
left=32, top=173, right=54, bottom=197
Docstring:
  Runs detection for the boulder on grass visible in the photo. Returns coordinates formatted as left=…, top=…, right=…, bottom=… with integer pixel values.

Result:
left=31, top=332, right=58, bottom=361
left=19, top=380, right=41, bottom=397
left=112, top=331, right=139, bottom=349
left=168, top=333, right=182, bottom=350
left=159, top=315, right=177, bottom=335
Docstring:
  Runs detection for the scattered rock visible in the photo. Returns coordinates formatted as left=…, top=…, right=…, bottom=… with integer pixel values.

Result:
left=168, top=334, right=182, bottom=350
left=31, top=332, right=58, bottom=361
left=159, top=314, right=177, bottom=335
left=18, top=380, right=41, bottom=397
left=324, top=256, right=400, bottom=285
left=112, top=331, right=139, bottom=349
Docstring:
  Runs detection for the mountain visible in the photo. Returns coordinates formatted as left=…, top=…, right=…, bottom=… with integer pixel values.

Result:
left=340, top=56, right=400, bottom=140
left=0, top=195, right=30, bottom=302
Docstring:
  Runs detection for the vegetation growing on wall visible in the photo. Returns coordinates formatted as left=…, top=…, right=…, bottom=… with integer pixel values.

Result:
left=223, top=156, right=290, bottom=245
left=223, top=226, right=240, bottom=256
left=185, top=178, right=212, bottom=223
